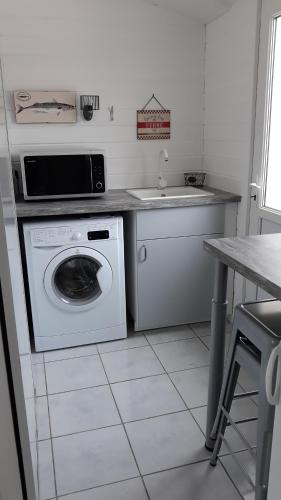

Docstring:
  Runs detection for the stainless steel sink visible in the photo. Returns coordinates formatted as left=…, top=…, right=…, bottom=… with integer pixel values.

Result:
left=127, top=186, right=214, bottom=201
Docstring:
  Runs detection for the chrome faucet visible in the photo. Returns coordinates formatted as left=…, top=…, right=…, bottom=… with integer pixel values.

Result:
left=158, top=149, right=168, bottom=189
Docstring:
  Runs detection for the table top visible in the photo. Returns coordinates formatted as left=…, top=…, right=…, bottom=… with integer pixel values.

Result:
left=16, top=187, right=241, bottom=218
left=204, top=233, right=281, bottom=300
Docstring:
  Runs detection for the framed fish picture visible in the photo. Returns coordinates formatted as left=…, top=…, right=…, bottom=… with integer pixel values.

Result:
left=14, top=91, right=77, bottom=124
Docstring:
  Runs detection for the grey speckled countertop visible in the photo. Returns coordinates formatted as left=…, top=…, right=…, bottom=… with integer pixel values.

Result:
left=16, top=187, right=241, bottom=218
left=204, top=233, right=281, bottom=300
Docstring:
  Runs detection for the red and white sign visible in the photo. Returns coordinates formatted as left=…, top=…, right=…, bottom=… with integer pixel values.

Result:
left=137, top=109, right=171, bottom=140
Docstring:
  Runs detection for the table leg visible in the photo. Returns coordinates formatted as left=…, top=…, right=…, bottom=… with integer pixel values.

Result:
left=205, top=258, right=228, bottom=450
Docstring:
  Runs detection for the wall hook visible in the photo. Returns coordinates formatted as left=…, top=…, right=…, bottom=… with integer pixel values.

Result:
left=108, top=105, right=114, bottom=121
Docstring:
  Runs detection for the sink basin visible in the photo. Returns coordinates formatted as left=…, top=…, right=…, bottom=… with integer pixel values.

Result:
left=127, top=186, right=214, bottom=201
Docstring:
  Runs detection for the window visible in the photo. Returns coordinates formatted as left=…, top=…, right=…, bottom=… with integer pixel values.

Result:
left=264, top=16, right=281, bottom=212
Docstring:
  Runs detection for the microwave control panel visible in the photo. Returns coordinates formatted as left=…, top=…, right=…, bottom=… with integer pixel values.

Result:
left=91, top=155, right=105, bottom=193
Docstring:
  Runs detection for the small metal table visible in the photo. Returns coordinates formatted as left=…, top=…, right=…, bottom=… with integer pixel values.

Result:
left=204, top=233, right=281, bottom=449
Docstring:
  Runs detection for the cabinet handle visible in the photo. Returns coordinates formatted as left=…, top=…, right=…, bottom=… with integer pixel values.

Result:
left=139, top=245, right=147, bottom=262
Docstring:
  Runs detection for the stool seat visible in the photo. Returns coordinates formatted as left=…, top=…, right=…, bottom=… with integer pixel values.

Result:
left=240, top=300, right=281, bottom=339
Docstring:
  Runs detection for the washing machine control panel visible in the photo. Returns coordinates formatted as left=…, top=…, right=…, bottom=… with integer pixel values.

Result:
left=30, top=220, right=118, bottom=247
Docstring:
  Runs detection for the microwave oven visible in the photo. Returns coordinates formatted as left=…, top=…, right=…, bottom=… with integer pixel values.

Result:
left=20, top=151, right=107, bottom=201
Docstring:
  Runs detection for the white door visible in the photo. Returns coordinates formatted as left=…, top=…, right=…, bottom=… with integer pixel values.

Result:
left=0, top=60, right=37, bottom=498
left=248, top=1, right=281, bottom=497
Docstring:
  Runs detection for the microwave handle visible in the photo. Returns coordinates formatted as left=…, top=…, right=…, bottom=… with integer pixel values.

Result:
left=89, top=155, right=94, bottom=193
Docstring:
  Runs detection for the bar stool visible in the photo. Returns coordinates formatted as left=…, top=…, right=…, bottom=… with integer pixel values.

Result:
left=210, top=299, right=281, bottom=500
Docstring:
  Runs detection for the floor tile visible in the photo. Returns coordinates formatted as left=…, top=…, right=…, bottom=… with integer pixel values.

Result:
left=101, top=346, right=164, bottom=383
left=49, top=385, right=121, bottom=436
left=238, top=367, right=257, bottom=393
left=111, top=374, right=185, bottom=422
left=191, top=404, right=257, bottom=455
left=33, top=363, right=47, bottom=397
left=32, top=352, right=44, bottom=364
left=30, top=441, right=39, bottom=498
left=25, top=397, right=36, bottom=443
left=144, top=460, right=241, bottom=500
left=57, top=478, right=148, bottom=500
left=145, top=324, right=194, bottom=345
left=36, top=396, right=50, bottom=440
left=170, top=366, right=210, bottom=408
left=170, top=367, right=247, bottom=409
left=220, top=450, right=256, bottom=500
left=45, top=355, right=107, bottom=394
left=97, top=333, right=148, bottom=354
left=38, top=440, right=56, bottom=500
left=190, top=321, right=212, bottom=337
left=53, top=425, right=139, bottom=496
left=152, top=339, right=209, bottom=373
left=195, top=397, right=257, bottom=425
left=20, top=354, right=35, bottom=398
left=125, top=411, right=209, bottom=475
left=201, top=333, right=231, bottom=357
left=229, top=397, right=258, bottom=421
left=191, top=321, right=232, bottom=338
left=44, top=344, right=98, bottom=362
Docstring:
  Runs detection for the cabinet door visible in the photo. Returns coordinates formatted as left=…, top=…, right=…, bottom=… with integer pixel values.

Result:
left=136, top=234, right=221, bottom=331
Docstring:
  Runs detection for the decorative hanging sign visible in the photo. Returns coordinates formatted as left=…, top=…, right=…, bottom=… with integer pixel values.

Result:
left=137, top=94, right=170, bottom=140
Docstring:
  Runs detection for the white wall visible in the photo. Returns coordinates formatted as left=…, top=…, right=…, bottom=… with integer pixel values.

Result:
left=204, top=0, right=260, bottom=237
left=0, top=0, right=205, bottom=190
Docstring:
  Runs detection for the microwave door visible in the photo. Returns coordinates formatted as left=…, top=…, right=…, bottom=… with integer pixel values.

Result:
left=23, top=155, right=94, bottom=199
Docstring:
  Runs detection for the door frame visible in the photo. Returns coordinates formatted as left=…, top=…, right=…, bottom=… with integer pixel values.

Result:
left=245, top=0, right=281, bottom=301
left=0, top=201, right=37, bottom=500
left=0, top=57, right=37, bottom=500
left=0, top=283, right=25, bottom=500
left=249, top=0, right=281, bottom=236
left=245, top=3, right=281, bottom=498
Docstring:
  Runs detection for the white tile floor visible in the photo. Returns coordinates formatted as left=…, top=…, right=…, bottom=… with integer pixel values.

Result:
left=33, top=322, right=257, bottom=500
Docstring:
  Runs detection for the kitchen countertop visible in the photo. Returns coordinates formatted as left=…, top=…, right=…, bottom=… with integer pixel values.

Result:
left=204, top=233, right=281, bottom=300
left=16, top=187, right=241, bottom=218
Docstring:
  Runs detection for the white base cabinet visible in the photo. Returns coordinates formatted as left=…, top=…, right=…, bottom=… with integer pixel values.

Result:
left=125, top=205, right=225, bottom=331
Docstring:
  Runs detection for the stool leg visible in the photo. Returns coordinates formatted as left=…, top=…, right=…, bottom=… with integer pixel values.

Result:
left=210, top=320, right=239, bottom=440
left=205, top=259, right=228, bottom=450
left=255, top=360, right=276, bottom=500
left=210, top=360, right=240, bottom=465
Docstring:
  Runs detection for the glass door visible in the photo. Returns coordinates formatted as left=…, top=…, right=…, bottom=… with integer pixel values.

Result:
left=249, top=2, right=281, bottom=237
left=248, top=1, right=281, bottom=497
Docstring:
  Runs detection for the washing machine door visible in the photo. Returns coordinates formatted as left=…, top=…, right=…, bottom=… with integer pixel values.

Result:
left=44, top=247, right=113, bottom=311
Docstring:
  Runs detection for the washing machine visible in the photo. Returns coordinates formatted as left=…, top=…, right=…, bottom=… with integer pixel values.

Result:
left=23, top=216, right=127, bottom=351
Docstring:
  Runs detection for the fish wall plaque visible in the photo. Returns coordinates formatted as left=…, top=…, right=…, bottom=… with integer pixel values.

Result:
left=14, top=91, right=77, bottom=123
